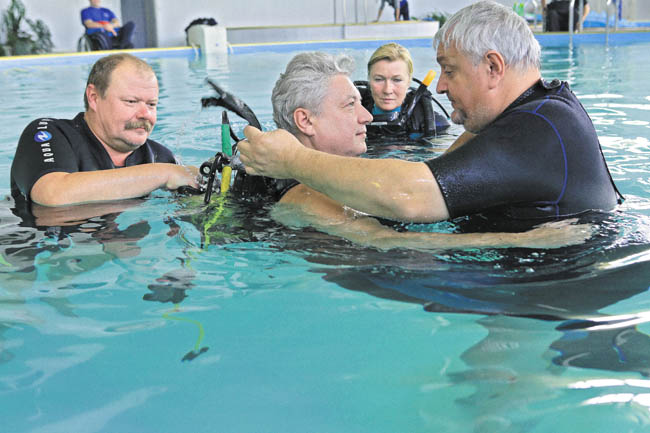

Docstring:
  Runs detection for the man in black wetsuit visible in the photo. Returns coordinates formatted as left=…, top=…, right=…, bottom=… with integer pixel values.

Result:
left=10, top=53, right=198, bottom=208
left=233, top=52, right=591, bottom=250
left=238, top=0, right=622, bottom=225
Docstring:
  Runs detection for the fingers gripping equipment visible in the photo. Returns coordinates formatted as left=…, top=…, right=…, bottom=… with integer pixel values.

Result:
left=196, top=79, right=262, bottom=203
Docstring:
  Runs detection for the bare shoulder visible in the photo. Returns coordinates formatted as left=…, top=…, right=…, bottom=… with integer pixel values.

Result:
left=278, top=184, right=352, bottom=223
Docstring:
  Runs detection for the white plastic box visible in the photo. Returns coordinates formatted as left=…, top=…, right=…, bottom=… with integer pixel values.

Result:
left=187, top=24, right=228, bottom=54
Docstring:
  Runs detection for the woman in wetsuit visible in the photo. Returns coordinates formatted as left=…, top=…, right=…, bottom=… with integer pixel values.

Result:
left=358, top=42, right=449, bottom=139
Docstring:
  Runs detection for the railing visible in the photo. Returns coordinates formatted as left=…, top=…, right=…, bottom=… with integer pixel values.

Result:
left=568, top=0, right=586, bottom=45
left=566, top=0, right=623, bottom=47
left=606, top=0, right=620, bottom=44
left=525, top=0, right=542, bottom=29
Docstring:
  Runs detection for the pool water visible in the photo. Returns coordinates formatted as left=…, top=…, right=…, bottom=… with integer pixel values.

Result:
left=1, top=40, right=650, bottom=432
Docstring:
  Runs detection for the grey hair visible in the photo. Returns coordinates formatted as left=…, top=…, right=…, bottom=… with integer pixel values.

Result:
left=272, top=51, right=355, bottom=134
left=433, top=0, right=540, bottom=71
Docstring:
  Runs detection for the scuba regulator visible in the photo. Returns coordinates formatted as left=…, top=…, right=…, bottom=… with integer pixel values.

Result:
left=182, top=79, right=262, bottom=204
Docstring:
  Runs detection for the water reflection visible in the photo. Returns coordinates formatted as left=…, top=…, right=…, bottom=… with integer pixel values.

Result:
left=303, top=211, right=650, bottom=379
left=2, top=198, right=149, bottom=291
left=0, top=197, right=211, bottom=364
left=180, top=180, right=650, bottom=378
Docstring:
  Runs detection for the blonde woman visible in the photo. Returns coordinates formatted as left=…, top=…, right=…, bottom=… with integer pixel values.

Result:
left=358, top=42, right=449, bottom=138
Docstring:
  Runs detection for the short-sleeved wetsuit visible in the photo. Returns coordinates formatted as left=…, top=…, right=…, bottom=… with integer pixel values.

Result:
left=10, top=112, right=177, bottom=202
left=426, top=79, right=622, bottom=219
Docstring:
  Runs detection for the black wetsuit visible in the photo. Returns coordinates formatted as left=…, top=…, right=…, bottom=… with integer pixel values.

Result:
left=426, top=79, right=622, bottom=220
left=10, top=112, right=177, bottom=203
left=230, top=171, right=298, bottom=203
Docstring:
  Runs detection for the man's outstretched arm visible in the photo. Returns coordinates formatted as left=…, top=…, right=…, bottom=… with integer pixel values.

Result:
left=30, top=163, right=198, bottom=207
left=239, top=126, right=449, bottom=223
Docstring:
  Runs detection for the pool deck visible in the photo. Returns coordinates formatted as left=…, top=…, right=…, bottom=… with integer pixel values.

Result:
left=225, top=20, right=440, bottom=45
left=224, top=19, right=650, bottom=44
left=1, top=21, right=650, bottom=68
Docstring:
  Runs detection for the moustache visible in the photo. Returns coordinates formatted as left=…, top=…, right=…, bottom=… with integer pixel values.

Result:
left=125, top=120, right=153, bottom=132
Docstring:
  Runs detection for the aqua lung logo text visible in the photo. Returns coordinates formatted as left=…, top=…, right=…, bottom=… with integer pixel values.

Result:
left=34, top=120, right=54, bottom=163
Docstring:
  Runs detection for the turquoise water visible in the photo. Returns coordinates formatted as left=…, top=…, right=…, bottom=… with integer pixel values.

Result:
left=1, top=40, right=650, bottom=432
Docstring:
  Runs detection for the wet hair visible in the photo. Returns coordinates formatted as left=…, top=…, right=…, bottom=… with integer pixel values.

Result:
left=366, top=42, right=414, bottom=78
left=433, top=0, right=540, bottom=71
left=272, top=51, right=355, bottom=135
left=83, top=53, right=155, bottom=110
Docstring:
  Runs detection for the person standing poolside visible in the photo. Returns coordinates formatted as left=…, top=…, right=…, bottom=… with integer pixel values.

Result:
left=238, top=0, right=622, bottom=224
left=10, top=53, right=198, bottom=209
left=231, top=52, right=591, bottom=250
left=374, top=0, right=409, bottom=22
left=542, top=0, right=590, bottom=32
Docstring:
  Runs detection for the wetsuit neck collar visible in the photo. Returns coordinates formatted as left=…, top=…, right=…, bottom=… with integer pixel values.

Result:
left=372, top=105, right=401, bottom=115
left=76, top=112, right=146, bottom=168
left=504, top=78, right=564, bottom=112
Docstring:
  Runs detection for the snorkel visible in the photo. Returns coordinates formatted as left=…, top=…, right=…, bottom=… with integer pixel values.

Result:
left=409, top=70, right=450, bottom=121
left=402, top=70, right=437, bottom=121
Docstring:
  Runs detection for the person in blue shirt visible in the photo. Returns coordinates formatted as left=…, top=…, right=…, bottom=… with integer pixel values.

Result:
left=81, top=0, right=135, bottom=50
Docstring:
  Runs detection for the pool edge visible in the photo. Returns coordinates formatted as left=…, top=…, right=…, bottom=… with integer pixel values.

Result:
left=1, top=30, right=650, bottom=68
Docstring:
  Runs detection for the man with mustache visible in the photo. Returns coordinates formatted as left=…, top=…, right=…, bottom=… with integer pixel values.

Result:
left=239, top=1, right=622, bottom=226
left=11, top=53, right=198, bottom=208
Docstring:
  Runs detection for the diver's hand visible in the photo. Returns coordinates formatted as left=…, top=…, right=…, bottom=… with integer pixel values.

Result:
left=238, top=126, right=303, bottom=179
left=521, top=218, right=594, bottom=248
left=165, top=164, right=200, bottom=190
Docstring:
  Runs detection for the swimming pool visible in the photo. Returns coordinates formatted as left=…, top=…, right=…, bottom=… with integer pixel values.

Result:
left=1, top=38, right=650, bottom=432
